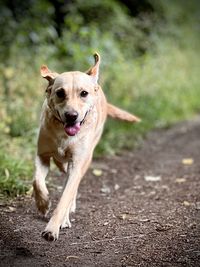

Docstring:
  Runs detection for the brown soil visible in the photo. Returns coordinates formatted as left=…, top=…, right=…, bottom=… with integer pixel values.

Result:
left=0, top=117, right=200, bottom=267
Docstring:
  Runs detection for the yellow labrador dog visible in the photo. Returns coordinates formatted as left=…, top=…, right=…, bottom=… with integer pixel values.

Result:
left=33, top=53, right=140, bottom=241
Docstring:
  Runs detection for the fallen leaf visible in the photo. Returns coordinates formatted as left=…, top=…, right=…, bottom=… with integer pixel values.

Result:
left=118, top=214, right=127, bottom=220
left=139, top=218, right=150, bottom=222
left=93, top=169, right=103, bottom=176
left=144, top=176, right=161, bottom=182
left=66, top=255, right=79, bottom=260
left=114, top=184, right=120, bottom=190
left=111, top=169, right=117, bottom=174
left=148, top=191, right=156, bottom=196
left=183, top=201, right=190, bottom=206
left=175, top=178, right=186, bottom=183
left=7, top=207, right=16, bottom=212
left=182, top=158, right=193, bottom=165
left=100, top=186, right=111, bottom=194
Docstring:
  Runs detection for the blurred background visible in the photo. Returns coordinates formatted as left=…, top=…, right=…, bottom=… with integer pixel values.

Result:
left=0, top=0, right=199, bottom=196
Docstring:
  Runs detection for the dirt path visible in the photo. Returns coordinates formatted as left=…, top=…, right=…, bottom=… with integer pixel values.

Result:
left=1, top=117, right=200, bottom=267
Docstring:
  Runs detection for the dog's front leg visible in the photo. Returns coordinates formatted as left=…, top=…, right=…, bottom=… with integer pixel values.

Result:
left=33, top=155, right=51, bottom=216
left=60, top=189, right=77, bottom=229
left=42, top=153, right=92, bottom=241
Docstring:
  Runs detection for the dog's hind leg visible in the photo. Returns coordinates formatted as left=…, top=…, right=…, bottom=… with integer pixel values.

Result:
left=33, top=155, right=51, bottom=216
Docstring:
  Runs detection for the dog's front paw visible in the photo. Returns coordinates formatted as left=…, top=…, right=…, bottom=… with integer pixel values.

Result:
left=60, top=211, right=72, bottom=229
left=70, top=198, right=76, bottom=213
left=60, top=219, right=71, bottom=229
left=42, top=230, right=58, bottom=241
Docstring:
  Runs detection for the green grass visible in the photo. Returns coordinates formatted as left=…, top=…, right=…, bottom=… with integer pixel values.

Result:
left=0, top=148, right=33, bottom=197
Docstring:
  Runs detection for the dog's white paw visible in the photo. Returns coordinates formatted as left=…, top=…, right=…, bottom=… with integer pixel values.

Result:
left=60, top=221, right=71, bottom=229
left=42, top=230, right=58, bottom=241
left=60, top=215, right=71, bottom=229
left=42, top=223, right=60, bottom=241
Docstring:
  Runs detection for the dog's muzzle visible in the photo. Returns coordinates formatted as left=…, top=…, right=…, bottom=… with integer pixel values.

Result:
left=63, top=111, right=89, bottom=136
left=50, top=104, right=92, bottom=137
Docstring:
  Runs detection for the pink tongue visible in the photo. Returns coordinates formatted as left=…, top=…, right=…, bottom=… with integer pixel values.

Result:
left=64, top=122, right=81, bottom=136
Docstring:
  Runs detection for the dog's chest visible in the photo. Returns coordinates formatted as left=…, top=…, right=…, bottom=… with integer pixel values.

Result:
left=53, top=135, right=80, bottom=163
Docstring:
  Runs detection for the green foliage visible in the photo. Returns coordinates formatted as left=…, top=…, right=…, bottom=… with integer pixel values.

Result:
left=0, top=149, right=32, bottom=197
left=0, top=0, right=199, bottom=196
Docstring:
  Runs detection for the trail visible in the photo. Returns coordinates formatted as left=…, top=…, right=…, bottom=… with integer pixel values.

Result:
left=0, top=117, right=200, bottom=267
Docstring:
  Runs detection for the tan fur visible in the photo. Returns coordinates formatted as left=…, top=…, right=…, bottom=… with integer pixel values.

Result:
left=33, top=53, right=140, bottom=241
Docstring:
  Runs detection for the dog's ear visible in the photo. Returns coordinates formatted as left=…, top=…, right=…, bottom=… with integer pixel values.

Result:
left=40, top=65, right=59, bottom=81
left=86, top=52, right=100, bottom=84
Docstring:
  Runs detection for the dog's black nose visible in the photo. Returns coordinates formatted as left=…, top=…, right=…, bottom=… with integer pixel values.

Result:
left=64, top=111, right=78, bottom=124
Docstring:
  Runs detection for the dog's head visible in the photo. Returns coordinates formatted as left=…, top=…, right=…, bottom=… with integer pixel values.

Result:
left=41, top=53, right=100, bottom=136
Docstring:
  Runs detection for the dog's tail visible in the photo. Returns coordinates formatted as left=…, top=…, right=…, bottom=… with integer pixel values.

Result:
left=107, top=103, right=141, bottom=122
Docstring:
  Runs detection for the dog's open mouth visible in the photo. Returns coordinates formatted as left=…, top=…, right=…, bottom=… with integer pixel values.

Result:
left=63, top=111, right=88, bottom=137
left=64, top=122, right=81, bottom=136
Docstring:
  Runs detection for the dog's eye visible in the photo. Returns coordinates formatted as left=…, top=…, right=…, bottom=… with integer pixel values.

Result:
left=56, top=89, right=65, bottom=98
left=80, top=90, right=88, bottom=98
